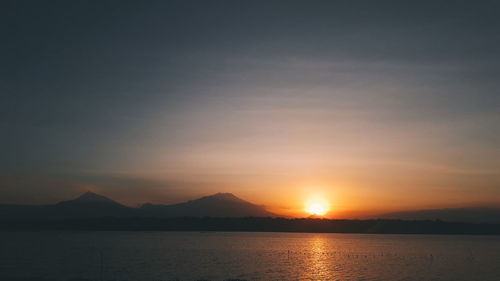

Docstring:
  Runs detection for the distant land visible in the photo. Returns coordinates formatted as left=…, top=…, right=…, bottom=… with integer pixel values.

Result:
left=1, top=192, right=500, bottom=235
left=2, top=217, right=500, bottom=235
left=378, top=208, right=500, bottom=224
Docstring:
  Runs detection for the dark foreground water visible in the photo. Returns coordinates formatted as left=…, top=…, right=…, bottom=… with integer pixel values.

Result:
left=1, top=231, right=500, bottom=281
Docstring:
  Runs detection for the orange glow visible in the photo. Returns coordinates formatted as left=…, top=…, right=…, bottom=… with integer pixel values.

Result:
left=305, top=197, right=329, bottom=216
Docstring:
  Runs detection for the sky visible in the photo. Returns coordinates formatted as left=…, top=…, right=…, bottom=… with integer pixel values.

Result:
left=3, top=0, right=500, bottom=217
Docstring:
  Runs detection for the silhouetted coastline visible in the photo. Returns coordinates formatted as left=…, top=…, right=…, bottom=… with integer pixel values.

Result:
left=2, top=217, right=500, bottom=235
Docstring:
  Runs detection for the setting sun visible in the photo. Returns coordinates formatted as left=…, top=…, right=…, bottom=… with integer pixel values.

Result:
left=305, top=198, right=329, bottom=216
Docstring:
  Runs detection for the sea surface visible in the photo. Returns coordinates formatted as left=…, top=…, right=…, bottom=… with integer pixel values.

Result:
left=1, top=231, right=500, bottom=281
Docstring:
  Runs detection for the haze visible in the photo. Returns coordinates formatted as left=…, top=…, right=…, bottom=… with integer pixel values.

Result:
left=3, top=0, right=500, bottom=218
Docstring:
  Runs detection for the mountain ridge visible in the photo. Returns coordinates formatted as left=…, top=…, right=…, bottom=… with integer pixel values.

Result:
left=0, top=191, right=278, bottom=219
left=54, top=191, right=126, bottom=206
left=140, top=192, right=276, bottom=218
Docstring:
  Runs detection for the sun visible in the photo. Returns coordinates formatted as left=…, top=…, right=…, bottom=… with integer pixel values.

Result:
left=305, top=198, right=329, bottom=216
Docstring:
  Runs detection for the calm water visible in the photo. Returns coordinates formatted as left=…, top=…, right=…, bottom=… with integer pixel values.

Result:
left=1, top=231, right=500, bottom=281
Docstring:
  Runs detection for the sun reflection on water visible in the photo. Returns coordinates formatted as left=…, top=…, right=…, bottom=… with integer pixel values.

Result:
left=298, top=235, right=334, bottom=280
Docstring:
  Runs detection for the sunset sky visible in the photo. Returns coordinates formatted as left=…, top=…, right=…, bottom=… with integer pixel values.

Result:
left=3, top=1, right=500, bottom=217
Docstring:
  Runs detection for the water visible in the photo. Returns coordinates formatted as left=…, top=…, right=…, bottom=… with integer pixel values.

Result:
left=1, top=231, right=500, bottom=281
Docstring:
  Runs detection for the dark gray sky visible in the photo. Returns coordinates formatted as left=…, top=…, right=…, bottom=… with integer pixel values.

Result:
left=3, top=1, right=500, bottom=215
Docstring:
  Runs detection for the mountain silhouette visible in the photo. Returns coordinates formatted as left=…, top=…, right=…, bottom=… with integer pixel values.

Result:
left=59, top=191, right=121, bottom=205
left=0, top=192, right=276, bottom=219
left=141, top=192, right=277, bottom=217
left=48, top=191, right=134, bottom=218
